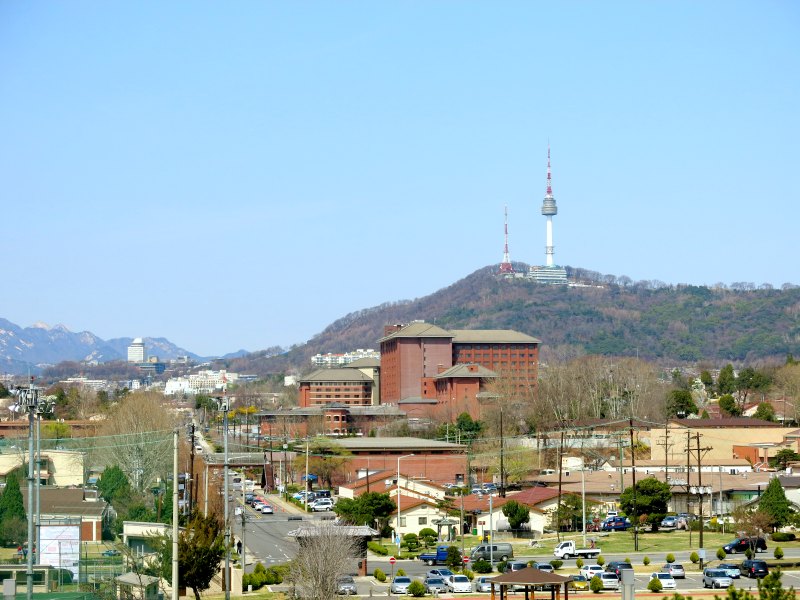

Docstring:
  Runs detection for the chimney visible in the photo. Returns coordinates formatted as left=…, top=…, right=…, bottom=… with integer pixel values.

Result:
left=384, top=324, right=403, bottom=336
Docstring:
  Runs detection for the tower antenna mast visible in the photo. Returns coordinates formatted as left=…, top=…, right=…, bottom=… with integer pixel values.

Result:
left=541, top=145, right=558, bottom=267
left=499, top=205, right=514, bottom=274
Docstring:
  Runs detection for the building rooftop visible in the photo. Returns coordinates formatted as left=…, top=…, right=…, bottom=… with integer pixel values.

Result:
left=450, top=329, right=542, bottom=344
left=299, top=368, right=374, bottom=383
left=347, top=357, right=381, bottom=368
left=379, top=322, right=454, bottom=342
left=669, top=418, right=784, bottom=428
left=434, top=364, right=498, bottom=379
left=334, top=437, right=466, bottom=452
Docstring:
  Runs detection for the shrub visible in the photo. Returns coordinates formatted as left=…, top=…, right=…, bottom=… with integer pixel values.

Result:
left=464, top=569, right=474, bottom=581
left=690, top=552, right=699, bottom=564
left=404, top=533, right=419, bottom=550
left=596, top=555, right=605, bottom=566
left=624, top=557, right=631, bottom=564
left=745, top=548, right=754, bottom=560
left=772, top=532, right=796, bottom=542
left=775, top=547, right=784, bottom=560
left=576, top=558, right=584, bottom=569
left=374, top=568, right=386, bottom=582
left=397, top=568, right=406, bottom=577
left=717, top=548, right=726, bottom=561
left=550, top=560, right=563, bottom=570
left=643, top=556, right=650, bottom=566
left=408, top=580, right=426, bottom=597
left=368, top=541, right=389, bottom=556
left=419, top=528, right=437, bottom=539
left=647, top=577, right=663, bottom=592
left=473, top=559, right=492, bottom=574
left=497, top=561, right=508, bottom=573
left=666, top=553, right=675, bottom=564
left=590, top=576, right=603, bottom=593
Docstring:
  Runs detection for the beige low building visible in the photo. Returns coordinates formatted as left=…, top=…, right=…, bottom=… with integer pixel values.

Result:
left=0, top=449, right=85, bottom=487
left=650, top=418, right=795, bottom=464
left=339, top=471, right=447, bottom=501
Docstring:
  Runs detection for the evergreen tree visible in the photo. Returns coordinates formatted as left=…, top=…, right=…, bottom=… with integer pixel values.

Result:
left=502, top=500, right=531, bottom=530
left=758, top=478, right=792, bottom=531
left=718, top=364, right=737, bottom=395
left=98, top=465, right=131, bottom=503
left=0, top=472, right=26, bottom=523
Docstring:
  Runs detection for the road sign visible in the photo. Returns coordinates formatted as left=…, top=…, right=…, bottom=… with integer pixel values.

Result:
left=463, top=557, right=470, bottom=564
left=389, top=557, right=396, bottom=565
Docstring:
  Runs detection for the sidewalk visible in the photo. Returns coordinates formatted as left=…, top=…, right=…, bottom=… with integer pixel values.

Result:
left=264, top=491, right=307, bottom=515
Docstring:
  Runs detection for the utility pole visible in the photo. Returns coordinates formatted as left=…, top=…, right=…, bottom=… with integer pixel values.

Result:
left=686, top=431, right=692, bottom=548
left=629, top=419, right=638, bottom=551
left=688, top=433, right=712, bottom=568
left=172, top=430, right=179, bottom=600
left=189, top=422, right=196, bottom=513
left=656, top=427, right=673, bottom=484
left=556, top=430, right=565, bottom=542
left=499, top=407, right=506, bottom=497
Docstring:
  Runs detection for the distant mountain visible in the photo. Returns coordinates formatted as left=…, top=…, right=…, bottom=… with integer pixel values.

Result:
left=0, top=319, right=201, bottom=375
left=219, top=265, right=800, bottom=375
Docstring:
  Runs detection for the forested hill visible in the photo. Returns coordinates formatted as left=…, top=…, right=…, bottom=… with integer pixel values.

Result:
left=227, top=265, right=800, bottom=375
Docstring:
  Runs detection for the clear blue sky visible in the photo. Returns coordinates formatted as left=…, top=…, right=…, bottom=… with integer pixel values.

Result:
left=2, top=2, right=798, bottom=357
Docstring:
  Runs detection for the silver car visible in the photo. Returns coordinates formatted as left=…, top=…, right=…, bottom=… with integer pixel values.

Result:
left=424, top=577, right=447, bottom=594
left=661, top=563, right=686, bottom=579
left=475, top=577, right=495, bottom=593
left=599, top=573, right=620, bottom=591
left=336, top=575, right=357, bottom=595
left=390, top=577, right=412, bottom=594
left=703, top=569, right=733, bottom=589
left=718, top=563, right=741, bottom=579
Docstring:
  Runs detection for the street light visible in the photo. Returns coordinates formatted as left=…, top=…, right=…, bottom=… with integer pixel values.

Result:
left=11, top=380, right=52, bottom=600
left=214, top=395, right=231, bottom=600
left=396, top=454, right=414, bottom=544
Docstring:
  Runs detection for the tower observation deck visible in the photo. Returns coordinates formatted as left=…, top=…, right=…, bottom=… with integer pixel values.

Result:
left=528, top=146, right=567, bottom=285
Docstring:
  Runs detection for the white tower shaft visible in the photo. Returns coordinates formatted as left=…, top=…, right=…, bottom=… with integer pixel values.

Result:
left=546, top=217, right=554, bottom=267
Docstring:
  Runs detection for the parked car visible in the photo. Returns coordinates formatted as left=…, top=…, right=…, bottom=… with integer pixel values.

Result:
left=101, top=549, right=121, bottom=557
left=717, top=564, right=741, bottom=579
left=598, top=573, right=620, bottom=591
left=723, top=537, right=767, bottom=554
left=336, top=575, right=357, bottom=595
left=661, top=564, right=686, bottom=579
left=507, top=562, right=528, bottom=573
left=537, top=564, right=555, bottom=574
left=740, top=560, right=769, bottom=579
left=703, top=569, right=734, bottom=589
left=580, top=565, right=605, bottom=579
left=390, top=577, right=413, bottom=594
left=445, top=575, right=472, bottom=593
left=260, top=504, right=274, bottom=514
left=311, top=499, right=334, bottom=511
left=650, top=573, right=677, bottom=590
left=660, top=516, right=678, bottom=528
left=475, top=577, right=495, bottom=593
left=253, top=501, right=265, bottom=511
left=568, top=575, right=589, bottom=591
left=605, top=561, right=634, bottom=578
left=423, top=577, right=448, bottom=594
left=427, top=568, right=455, bottom=579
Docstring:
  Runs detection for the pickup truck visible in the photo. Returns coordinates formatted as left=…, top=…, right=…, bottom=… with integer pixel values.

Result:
left=553, top=540, right=601, bottom=560
left=418, top=545, right=457, bottom=566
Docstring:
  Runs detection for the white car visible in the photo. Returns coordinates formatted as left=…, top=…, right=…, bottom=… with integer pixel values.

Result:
left=446, top=575, right=472, bottom=593
left=650, top=573, right=677, bottom=590
left=260, top=504, right=274, bottom=514
left=580, top=565, right=605, bottom=579
left=311, top=499, right=334, bottom=511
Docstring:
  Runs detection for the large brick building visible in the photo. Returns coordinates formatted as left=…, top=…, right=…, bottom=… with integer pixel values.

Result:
left=379, top=321, right=540, bottom=418
left=297, top=358, right=380, bottom=408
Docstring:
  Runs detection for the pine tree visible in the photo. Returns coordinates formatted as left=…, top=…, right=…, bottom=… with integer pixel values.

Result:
left=0, top=472, right=26, bottom=522
left=758, top=478, right=791, bottom=530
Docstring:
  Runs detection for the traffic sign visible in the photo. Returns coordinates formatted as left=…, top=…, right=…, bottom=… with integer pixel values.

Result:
left=462, top=557, right=470, bottom=564
left=389, top=557, right=396, bottom=565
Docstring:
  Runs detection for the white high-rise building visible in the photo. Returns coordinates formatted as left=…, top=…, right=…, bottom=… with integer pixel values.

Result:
left=127, top=338, right=145, bottom=363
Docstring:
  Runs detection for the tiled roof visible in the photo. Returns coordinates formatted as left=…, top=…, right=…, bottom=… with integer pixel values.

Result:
left=491, top=567, right=571, bottom=586
left=300, top=368, right=374, bottom=383
left=347, top=357, right=380, bottom=368
left=434, top=364, right=497, bottom=379
left=508, top=487, right=562, bottom=506
left=335, top=437, right=466, bottom=451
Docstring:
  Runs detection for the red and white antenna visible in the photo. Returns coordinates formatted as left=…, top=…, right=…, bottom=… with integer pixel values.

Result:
left=499, top=205, right=514, bottom=274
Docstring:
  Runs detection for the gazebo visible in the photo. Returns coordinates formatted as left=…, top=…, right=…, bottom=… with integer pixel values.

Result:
left=432, top=517, right=459, bottom=541
left=489, top=567, right=572, bottom=600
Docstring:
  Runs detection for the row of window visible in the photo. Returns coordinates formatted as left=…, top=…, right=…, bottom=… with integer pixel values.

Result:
left=397, top=517, right=429, bottom=527
left=455, top=344, right=537, bottom=350
left=309, top=385, right=372, bottom=390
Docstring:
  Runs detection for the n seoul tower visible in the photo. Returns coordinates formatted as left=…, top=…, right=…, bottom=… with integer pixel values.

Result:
left=541, top=146, right=557, bottom=267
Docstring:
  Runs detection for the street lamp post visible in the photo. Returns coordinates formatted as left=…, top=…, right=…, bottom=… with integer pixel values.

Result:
left=215, top=396, right=231, bottom=600
left=396, top=454, right=414, bottom=545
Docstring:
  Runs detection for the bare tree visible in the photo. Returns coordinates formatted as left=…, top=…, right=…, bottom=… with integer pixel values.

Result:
left=289, top=525, right=361, bottom=600
left=94, top=391, right=176, bottom=491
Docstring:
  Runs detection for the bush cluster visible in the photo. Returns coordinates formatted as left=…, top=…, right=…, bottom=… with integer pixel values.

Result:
left=473, top=559, right=493, bottom=574
left=717, top=548, right=727, bottom=560
left=772, top=532, right=796, bottom=542
left=243, top=563, right=283, bottom=590
left=643, top=556, right=650, bottom=566
left=647, top=577, right=663, bottom=592
left=407, top=580, right=426, bottom=597
left=690, top=552, right=699, bottom=564
left=590, top=576, right=603, bottom=593
left=373, top=568, right=386, bottom=582
left=576, top=558, right=584, bottom=569
left=665, top=553, right=675, bottom=564
left=368, top=541, right=389, bottom=555
left=775, top=547, right=784, bottom=560
left=596, top=555, right=605, bottom=566
left=550, top=560, right=563, bottom=570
